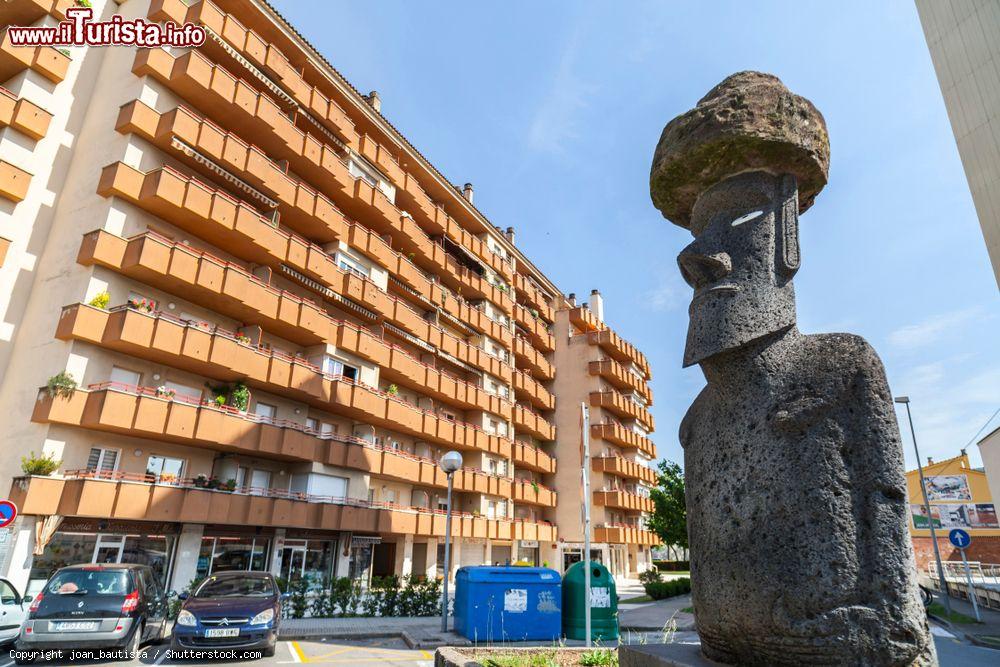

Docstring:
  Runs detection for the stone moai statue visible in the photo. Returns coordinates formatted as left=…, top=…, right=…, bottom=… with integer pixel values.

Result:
left=649, top=72, right=936, bottom=666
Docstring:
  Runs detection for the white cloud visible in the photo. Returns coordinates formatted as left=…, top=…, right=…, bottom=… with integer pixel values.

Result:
left=888, top=307, right=984, bottom=350
left=644, top=271, right=687, bottom=312
left=526, top=27, right=597, bottom=155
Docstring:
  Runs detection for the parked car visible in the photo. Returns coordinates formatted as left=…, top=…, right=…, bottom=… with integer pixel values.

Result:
left=0, top=578, right=27, bottom=646
left=15, top=564, right=168, bottom=662
left=171, top=571, right=283, bottom=657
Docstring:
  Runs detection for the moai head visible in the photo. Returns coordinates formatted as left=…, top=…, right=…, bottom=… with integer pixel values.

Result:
left=649, top=72, right=831, bottom=367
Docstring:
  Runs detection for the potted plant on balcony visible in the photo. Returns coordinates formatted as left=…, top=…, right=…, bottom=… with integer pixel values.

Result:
left=126, top=297, right=157, bottom=314
left=230, top=383, right=250, bottom=411
left=20, top=451, right=61, bottom=476
left=386, top=384, right=399, bottom=397
left=234, top=330, right=252, bottom=346
left=193, top=474, right=211, bottom=488
left=43, top=371, right=77, bottom=399
left=220, top=478, right=237, bottom=492
left=155, top=385, right=176, bottom=400
left=87, top=291, right=110, bottom=309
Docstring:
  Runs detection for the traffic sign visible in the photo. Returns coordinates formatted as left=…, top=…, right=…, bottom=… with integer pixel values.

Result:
left=0, top=501, right=16, bottom=529
left=948, top=528, right=971, bottom=549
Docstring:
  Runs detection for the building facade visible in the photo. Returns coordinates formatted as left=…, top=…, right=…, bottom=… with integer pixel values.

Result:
left=0, top=0, right=658, bottom=596
left=906, top=452, right=1000, bottom=569
left=915, top=0, right=1000, bottom=289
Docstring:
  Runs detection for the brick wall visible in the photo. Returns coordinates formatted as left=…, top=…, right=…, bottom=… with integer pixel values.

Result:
left=911, top=536, right=1000, bottom=570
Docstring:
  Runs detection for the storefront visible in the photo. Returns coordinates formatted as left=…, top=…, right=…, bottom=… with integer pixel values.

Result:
left=26, top=519, right=179, bottom=594
left=517, top=540, right=540, bottom=566
left=277, top=532, right=341, bottom=590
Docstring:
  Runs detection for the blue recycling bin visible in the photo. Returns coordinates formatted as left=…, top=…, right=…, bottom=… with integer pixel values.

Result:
left=453, top=566, right=562, bottom=642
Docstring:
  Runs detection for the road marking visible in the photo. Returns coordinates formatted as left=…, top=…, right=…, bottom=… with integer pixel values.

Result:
left=0, top=659, right=14, bottom=667
left=153, top=648, right=170, bottom=665
left=288, top=640, right=308, bottom=663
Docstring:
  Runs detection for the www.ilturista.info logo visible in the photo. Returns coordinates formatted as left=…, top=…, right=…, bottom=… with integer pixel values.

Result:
left=6, top=7, right=206, bottom=48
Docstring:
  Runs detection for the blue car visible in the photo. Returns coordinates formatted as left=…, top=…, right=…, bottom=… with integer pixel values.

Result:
left=171, top=572, right=284, bottom=657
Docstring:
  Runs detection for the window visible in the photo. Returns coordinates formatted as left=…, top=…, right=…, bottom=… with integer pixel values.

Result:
left=335, top=252, right=370, bottom=279
left=249, top=469, right=271, bottom=493
left=306, top=418, right=318, bottom=431
left=109, top=366, right=140, bottom=389
left=164, top=380, right=201, bottom=401
left=348, top=156, right=395, bottom=203
left=309, top=473, right=348, bottom=498
left=235, top=466, right=249, bottom=488
left=196, top=536, right=270, bottom=578
left=255, top=402, right=277, bottom=419
left=323, top=356, right=358, bottom=380
left=86, top=447, right=119, bottom=477
left=0, top=580, right=19, bottom=605
left=146, top=455, right=184, bottom=483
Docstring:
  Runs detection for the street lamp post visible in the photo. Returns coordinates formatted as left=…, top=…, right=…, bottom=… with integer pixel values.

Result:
left=894, top=396, right=952, bottom=620
left=439, top=450, right=463, bottom=632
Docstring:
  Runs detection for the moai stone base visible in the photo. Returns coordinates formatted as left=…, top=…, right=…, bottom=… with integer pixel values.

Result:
left=649, top=72, right=936, bottom=666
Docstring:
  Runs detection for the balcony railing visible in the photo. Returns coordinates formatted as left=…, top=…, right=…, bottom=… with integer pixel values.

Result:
left=513, top=335, right=554, bottom=381
left=77, top=229, right=513, bottom=383
left=589, top=358, right=653, bottom=403
left=512, top=479, right=557, bottom=507
left=513, top=369, right=555, bottom=411
left=589, top=391, right=655, bottom=431
left=513, top=403, right=556, bottom=442
left=590, top=422, right=656, bottom=459
left=594, top=525, right=659, bottom=546
left=9, top=473, right=557, bottom=541
left=514, top=304, right=555, bottom=353
left=593, top=489, right=655, bottom=513
left=592, top=456, right=657, bottom=485
left=0, top=29, right=70, bottom=85
left=511, top=442, right=556, bottom=475
left=586, top=329, right=650, bottom=379
left=0, top=0, right=74, bottom=28
left=0, top=86, right=52, bottom=140
left=0, top=159, right=31, bottom=203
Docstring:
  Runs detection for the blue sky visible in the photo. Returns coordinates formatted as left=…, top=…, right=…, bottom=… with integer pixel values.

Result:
left=274, top=0, right=999, bottom=471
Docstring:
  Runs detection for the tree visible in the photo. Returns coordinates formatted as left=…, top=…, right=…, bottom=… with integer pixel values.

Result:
left=648, top=459, right=687, bottom=549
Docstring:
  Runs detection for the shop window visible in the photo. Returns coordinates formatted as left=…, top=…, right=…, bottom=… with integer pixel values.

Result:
left=86, top=447, right=119, bottom=477
left=146, top=455, right=184, bottom=484
left=197, top=536, right=270, bottom=579
left=279, top=539, right=335, bottom=590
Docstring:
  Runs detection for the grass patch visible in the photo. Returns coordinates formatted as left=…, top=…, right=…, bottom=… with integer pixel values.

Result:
left=681, top=606, right=694, bottom=614
left=483, top=650, right=558, bottom=667
left=927, top=602, right=979, bottom=624
left=578, top=648, right=618, bottom=666
left=620, top=595, right=652, bottom=603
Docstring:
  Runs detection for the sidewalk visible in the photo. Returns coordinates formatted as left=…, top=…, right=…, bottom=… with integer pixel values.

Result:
left=929, top=590, right=1000, bottom=649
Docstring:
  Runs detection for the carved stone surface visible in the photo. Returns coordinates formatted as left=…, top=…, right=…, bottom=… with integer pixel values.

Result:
left=650, top=72, right=936, bottom=666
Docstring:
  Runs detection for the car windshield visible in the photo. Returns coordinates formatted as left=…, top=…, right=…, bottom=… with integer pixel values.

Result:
left=46, top=570, right=131, bottom=596
left=194, top=575, right=274, bottom=598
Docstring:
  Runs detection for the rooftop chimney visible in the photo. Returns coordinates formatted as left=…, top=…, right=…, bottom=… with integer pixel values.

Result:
left=590, top=289, right=604, bottom=322
left=365, top=91, right=382, bottom=113
left=462, top=183, right=474, bottom=204
left=505, top=227, right=515, bottom=244
left=568, top=293, right=577, bottom=307
left=927, top=457, right=934, bottom=465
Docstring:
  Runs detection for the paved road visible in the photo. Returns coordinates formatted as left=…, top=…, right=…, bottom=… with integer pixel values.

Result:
left=0, top=627, right=992, bottom=666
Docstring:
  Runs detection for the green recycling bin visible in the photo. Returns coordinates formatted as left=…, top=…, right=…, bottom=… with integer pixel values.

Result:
left=562, top=560, right=618, bottom=641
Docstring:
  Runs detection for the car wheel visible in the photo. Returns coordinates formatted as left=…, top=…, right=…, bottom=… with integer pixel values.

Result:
left=122, top=622, right=142, bottom=658
left=13, top=651, right=35, bottom=665
left=262, top=644, right=276, bottom=658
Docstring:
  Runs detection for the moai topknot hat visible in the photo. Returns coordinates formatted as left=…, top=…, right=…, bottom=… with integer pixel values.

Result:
left=649, top=71, right=831, bottom=229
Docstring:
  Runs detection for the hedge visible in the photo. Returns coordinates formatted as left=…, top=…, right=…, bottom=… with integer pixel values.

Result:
left=654, top=560, right=690, bottom=572
left=643, top=577, right=691, bottom=600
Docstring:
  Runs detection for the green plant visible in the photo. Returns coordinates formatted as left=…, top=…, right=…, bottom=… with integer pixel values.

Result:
left=155, top=385, right=176, bottom=399
left=88, top=291, right=110, bottom=309
left=75, top=0, right=92, bottom=7
left=167, top=577, right=203, bottom=619
left=638, top=568, right=661, bottom=585
left=214, top=394, right=227, bottom=406
left=482, top=650, right=558, bottom=667
left=531, top=480, right=540, bottom=494
left=648, top=459, right=687, bottom=550
left=287, top=577, right=309, bottom=619
left=643, top=577, right=691, bottom=601
left=386, top=383, right=399, bottom=396
left=44, top=371, right=77, bottom=399
left=127, top=297, right=156, bottom=313
left=230, top=382, right=250, bottom=411
left=579, top=648, right=618, bottom=666
left=330, top=576, right=363, bottom=616
left=21, top=451, right=61, bottom=476
left=220, top=478, right=236, bottom=492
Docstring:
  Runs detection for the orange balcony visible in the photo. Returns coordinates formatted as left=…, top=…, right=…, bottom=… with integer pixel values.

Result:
left=0, top=235, right=9, bottom=266
left=56, top=301, right=512, bottom=423
left=147, top=0, right=359, bottom=147
left=30, top=381, right=507, bottom=496
left=590, top=422, right=656, bottom=459
left=589, top=359, right=652, bottom=403
left=513, top=335, right=554, bottom=381
left=512, top=479, right=557, bottom=507
left=594, top=489, right=655, bottom=513
left=514, top=273, right=554, bottom=323
left=514, top=304, right=555, bottom=353
left=589, top=391, right=654, bottom=431
left=0, top=88, right=52, bottom=140
left=592, top=456, right=657, bottom=485
left=0, top=0, right=73, bottom=26
left=513, top=369, right=554, bottom=411
left=10, top=473, right=553, bottom=540
left=0, top=30, right=69, bottom=84
left=594, top=525, right=659, bottom=546
left=512, top=442, right=556, bottom=475
left=0, top=160, right=31, bottom=202
left=513, top=404, right=556, bottom=442
left=587, top=329, right=650, bottom=379
left=568, top=306, right=601, bottom=333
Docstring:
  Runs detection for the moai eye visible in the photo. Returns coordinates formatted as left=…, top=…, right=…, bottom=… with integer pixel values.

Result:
left=730, top=210, right=764, bottom=227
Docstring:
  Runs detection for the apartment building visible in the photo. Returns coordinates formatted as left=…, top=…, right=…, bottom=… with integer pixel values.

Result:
left=0, top=0, right=657, bottom=595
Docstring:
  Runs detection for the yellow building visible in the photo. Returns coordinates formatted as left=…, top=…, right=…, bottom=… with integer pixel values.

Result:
left=906, top=452, right=999, bottom=569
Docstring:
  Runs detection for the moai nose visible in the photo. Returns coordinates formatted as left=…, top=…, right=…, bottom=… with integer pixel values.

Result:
left=677, top=248, right=732, bottom=289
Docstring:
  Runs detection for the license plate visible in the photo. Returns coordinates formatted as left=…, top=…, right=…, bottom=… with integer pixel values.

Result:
left=55, top=621, right=99, bottom=632
left=204, top=628, right=240, bottom=638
